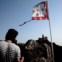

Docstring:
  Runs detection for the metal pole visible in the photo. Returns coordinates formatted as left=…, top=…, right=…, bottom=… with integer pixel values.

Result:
left=47, top=1, right=55, bottom=62
left=48, top=19, right=55, bottom=62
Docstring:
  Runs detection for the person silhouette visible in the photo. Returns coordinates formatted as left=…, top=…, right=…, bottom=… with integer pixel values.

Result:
left=0, top=28, right=24, bottom=62
left=5, top=29, right=18, bottom=44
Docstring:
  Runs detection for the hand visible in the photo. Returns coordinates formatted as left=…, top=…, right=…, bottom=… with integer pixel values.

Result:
left=20, top=56, right=24, bottom=62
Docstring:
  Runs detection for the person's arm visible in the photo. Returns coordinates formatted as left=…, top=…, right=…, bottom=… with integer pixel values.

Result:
left=17, top=56, right=24, bottom=62
left=20, top=56, right=24, bottom=62
left=17, top=58, right=21, bottom=62
left=16, top=46, right=24, bottom=62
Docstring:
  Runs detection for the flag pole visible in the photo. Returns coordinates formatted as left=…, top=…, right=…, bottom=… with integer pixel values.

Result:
left=48, top=19, right=55, bottom=62
left=48, top=1, right=55, bottom=62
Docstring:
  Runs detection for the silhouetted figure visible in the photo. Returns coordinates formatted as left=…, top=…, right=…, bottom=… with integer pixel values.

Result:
left=0, top=29, right=24, bottom=62
left=5, top=29, right=18, bottom=44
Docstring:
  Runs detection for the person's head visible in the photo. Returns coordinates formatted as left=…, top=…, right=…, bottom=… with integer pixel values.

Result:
left=5, top=28, right=18, bottom=44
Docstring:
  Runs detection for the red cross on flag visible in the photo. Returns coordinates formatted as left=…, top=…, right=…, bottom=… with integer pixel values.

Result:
left=32, top=1, right=49, bottom=20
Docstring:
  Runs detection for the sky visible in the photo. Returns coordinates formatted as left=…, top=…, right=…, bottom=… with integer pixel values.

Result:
left=0, top=0, right=62, bottom=46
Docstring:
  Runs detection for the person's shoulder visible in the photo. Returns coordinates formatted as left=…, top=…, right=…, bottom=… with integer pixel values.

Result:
left=0, top=40, right=8, bottom=44
left=0, top=40, right=8, bottom=48
left=14, top=44, right=20, bottom=49
left=10, top=43, right=20, bottom=49
left=11, top=43, right=20, bottom=53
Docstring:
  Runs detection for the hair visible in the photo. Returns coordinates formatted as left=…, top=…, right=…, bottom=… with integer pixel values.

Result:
left=5, top=29, right=18, bottom=44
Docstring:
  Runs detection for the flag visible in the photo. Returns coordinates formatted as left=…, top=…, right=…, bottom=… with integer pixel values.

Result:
left=32, top=1, right=49, bottom=20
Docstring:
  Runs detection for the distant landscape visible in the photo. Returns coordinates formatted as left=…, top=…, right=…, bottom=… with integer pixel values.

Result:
left=18, top=35, right=62, bottom=62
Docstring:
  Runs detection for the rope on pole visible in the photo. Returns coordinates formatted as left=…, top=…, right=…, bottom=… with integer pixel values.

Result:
left=19, top=19, right=32, bottom=26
